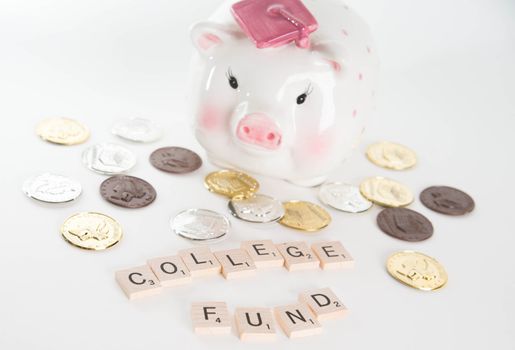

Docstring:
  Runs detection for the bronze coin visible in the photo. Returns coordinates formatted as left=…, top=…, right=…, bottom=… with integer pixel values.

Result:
left=420, top=186, right=474, bottom=216
left=100, top=175, right=156, bottom=208
left=149, top=146, right=202, bottom=174
left=377, top=208, right=433, bottom=242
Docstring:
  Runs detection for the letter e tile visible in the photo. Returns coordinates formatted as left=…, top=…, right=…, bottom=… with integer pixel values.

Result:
left=241, top=240, right=284, bottom=268
left=311, top=241, right=354, bottom=269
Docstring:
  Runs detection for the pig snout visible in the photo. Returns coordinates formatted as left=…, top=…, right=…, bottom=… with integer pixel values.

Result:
left=236, top=113, right=282, bottom=150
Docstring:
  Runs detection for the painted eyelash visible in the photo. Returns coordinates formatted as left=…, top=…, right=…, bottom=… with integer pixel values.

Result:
left=226, top=67, right=235, bottom=79
left=304, top=83, right=314, bottom=95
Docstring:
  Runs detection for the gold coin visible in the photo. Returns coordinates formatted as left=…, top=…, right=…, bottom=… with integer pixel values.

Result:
left=60, top=212, right=123, bottom=250
left=386, top=251, right=448, bottom=291
left=36, top=117, right=90, bottom=145
left=279, top=200, right=331, bottom=232
left=204, top=170, right=259, bottom=198
left=366, top=141, right=417, bottom=170
left=359, top=176, right=413, bottom=207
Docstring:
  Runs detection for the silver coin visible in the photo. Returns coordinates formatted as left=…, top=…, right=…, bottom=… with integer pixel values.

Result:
left=82, top=143, right=136, bottom=175
left=228, top=194, right=285, bottom=223
left=111, top=118, right=162, bottom=143
left=171, top=209, right=230, bottom=242
left=319, top=182, right=373, bottom=213
left=22, top=173, right=82, bottom=203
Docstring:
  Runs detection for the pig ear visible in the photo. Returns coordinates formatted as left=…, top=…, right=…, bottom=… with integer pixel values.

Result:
left=190, top=22, right=240, bottom=57
left=312, top=41, right=346, bottom=74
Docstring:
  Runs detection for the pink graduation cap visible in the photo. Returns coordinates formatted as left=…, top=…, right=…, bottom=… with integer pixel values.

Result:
left=231, top=0, right=318, bottom=49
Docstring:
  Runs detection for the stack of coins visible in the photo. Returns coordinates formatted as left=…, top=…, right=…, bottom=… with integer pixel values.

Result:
left=201, top=169, right=332, bottom=234
left=30, top=114, right=476, bottom=296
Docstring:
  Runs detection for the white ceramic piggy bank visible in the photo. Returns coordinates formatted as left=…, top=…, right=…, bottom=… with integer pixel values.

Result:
left=189, top=0, right=378, bottom=186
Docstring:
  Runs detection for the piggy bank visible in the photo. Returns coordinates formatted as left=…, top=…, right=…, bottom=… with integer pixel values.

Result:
left=189, top=0, right=378, bottom=186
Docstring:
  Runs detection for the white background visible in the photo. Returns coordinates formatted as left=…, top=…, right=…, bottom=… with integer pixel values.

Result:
left=0, top=0, right=514, bottom=349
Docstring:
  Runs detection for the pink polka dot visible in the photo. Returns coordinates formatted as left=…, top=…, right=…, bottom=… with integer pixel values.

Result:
left=358, top=73, right=363, bottom=81
left=352, top=109, right=357, bottom=118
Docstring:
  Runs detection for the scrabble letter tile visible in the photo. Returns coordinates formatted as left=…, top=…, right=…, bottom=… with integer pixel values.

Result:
left=274, top=303, right=322, bottom=338
left=241, top=240, right=284, bottom=268
left=235, top=307, right=276, bottom=341
left=179, top=247, right=221, bottom=277
left=147, top=255, right=192, bottom=287
left=311, top=241, right=354, bottom=270
left=115, top=265, right=162, bottom=300
left=214, top=249, right=256, bottom=279
left=191, top=302, right=231, bottom=335
left=299, top=288, right=347, bottom=321
left=276, top=241, right=320, bottom=271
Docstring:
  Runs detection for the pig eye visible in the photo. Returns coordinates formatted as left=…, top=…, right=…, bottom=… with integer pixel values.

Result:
left=226, top=68, right=238, bottom=90
left=229, top=77, right=239, bottom=89
left=297, top=84, right=313, bottom=105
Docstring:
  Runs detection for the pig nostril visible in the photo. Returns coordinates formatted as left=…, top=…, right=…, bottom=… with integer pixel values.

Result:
left=243, top=126, right=250, bottom=134
left=267, top=133, right=275, bottom=141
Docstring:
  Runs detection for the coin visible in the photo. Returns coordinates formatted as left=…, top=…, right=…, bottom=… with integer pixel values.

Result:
left=318, top=182, right=373, bottom=213
left=82, top=143, right=136, bottom=175
left=420, top=186, right=475, bottom=216
left=100, top=175, right=156, bottom=208
left=279, top=200, right=331, bottom=232
left=204, top=170, right=259, bottom=198
left=22, top=173, right=82, bottom=203
left=228, top=194, right=285, bottom=223
left=60, top=212, right=123, bottom=250
left=366, top=141, right=417, bottom=170
left=36, top=117, right=89, bottom=145
left=150, top=146, right=202, bottom=174
left=386, top=251, right=448, bottom=291
left=360, top=177, right=414, bottom=207
left=111, top=118, right=162, bottom=143
left=171, top=209, right=230, bottom=242
left=377, top=208, right=433, bottom=242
